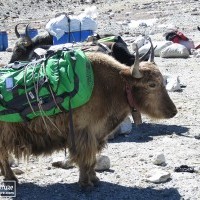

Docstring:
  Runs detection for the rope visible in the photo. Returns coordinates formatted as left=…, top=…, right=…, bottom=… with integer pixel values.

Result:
left=42, top=60, right=62, bottom=112
left=68, top=98, right=76, bottom=153
left=23, top=63, right=37, bottom=116
left=32, top=61, right=50, bottom=132
left=34, top=62, right=63, bottom=135
left=23, top=59, right=63, bottom=135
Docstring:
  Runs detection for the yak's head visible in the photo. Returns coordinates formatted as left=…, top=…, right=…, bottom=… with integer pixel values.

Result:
left=120, top=37, right=177, bottom=119
left=9, top=23, right=34, bottom=63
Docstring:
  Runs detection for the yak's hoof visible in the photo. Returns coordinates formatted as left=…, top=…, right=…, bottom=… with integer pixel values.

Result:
left=80, top=185, right=94, bottom=192
left=78, top=181, right=94, bottom=191
left=91, top=176, right=100, bottom=186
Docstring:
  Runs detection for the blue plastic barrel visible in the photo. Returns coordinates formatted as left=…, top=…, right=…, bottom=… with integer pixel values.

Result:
left=20, top=28, right=38, bottom=38
left=0, top=31, right=8, bottom=51
left=0, top=33, right=3, bottom=51
left=53, top=30, right=94, bottom=45
left=28, top=28, right=38, bottom=38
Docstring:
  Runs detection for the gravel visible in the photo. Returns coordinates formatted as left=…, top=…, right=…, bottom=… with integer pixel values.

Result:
left=0, top=0, right=200, bottom=199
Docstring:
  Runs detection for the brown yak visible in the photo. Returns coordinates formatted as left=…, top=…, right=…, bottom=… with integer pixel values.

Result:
left=0, top=40, right=177, bottom=189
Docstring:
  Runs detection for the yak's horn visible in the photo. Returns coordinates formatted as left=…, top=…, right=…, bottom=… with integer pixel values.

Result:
left=139, top=46, right=151, bottom=62
left=140, top=45, right=157, bottom=62
left=14, top=23, right=21, bottom=38
left=131, top=43, right=143, bottom=79
left=25, top=23, right=31, bottom=38
left=147, top=36, right=154, bottom=62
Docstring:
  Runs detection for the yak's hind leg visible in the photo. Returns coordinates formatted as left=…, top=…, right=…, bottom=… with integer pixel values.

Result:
left=69, top=129, right=100, bottom=189
left=0, top=148, right=18, bottom=183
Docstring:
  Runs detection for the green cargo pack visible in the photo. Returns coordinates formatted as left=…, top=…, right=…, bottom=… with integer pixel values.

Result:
left=98, top=35, right=127, bottom=46
left=0, top=49, right=94, bottom=122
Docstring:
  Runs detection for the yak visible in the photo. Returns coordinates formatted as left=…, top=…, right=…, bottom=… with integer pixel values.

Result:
left=0, top=39, right=177, bottom=189
left=9, top=23, right=53, bottom=63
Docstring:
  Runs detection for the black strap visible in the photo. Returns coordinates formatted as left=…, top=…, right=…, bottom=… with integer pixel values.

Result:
left=68, top=98, right=76, bottom=154
left=5, top=76, right=49, bottom=111
left=68, top=17, right=71, bottom=42
left=20, top=96, right=64, bottom=118
left=79, top=21, right=82, bottom=41
left=9, top=61, right=28, bottom=70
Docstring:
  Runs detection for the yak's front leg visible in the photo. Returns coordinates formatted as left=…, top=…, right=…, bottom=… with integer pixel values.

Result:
left=0, top=148, right=18, bottom=183
left=79, top=164, right=95, bottom=189
left=79, top=162, right=100, bottom=189
left=88, top=163, right=100, bottom=186
left=69, top=129, right=100, bottom=189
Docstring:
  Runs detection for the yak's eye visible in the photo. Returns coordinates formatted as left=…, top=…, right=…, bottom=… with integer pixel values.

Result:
left=149, top=82, right=156, bottom=88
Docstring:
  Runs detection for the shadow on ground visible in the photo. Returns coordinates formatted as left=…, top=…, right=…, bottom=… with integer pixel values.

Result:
left=15, top=181, right=181, bottom=200
left=110, top=123, right=189, bottom=143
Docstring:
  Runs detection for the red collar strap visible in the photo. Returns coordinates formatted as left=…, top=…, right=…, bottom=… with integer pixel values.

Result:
left=125, top=84, right=142, bottom=126
left=125, top=84, right=137, bottom=108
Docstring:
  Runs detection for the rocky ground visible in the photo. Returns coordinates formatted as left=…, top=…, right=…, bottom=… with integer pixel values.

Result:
left=0, top=0, right=200, bottom=200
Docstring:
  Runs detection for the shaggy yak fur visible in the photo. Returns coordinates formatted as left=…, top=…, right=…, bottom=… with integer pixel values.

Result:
left=0, top=47, right=177, bottom=189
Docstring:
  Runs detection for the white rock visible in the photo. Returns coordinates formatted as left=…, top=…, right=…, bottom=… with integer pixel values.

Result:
left=109, top=12, right=114, bottom=17
left=145, top=170, right=171, bottom=183
left=8, top=154, right=18, bottom=167
left=153, top=153, right=166, bottom=165
left=192, top=49, right=200, bottom=58
left=194, top=166, right=200, bottom=173
left=6, top=47, right=13, bottom=52
left=95, top=155, right=110, bottom=171
left=119, top=116, right=133, bottom=134
left=8, top=154, right=15, bottom=165
left=12, top=168, right=24, bottom=175
left=163, top=75, right=182, bottom=92
left=195, top=53, right=200, bottom=58
left=108, top=115, right=133, bottom=139
left=52, top=157, right=74, bottom=169
left=125, top=12, right=132, bottom=16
